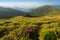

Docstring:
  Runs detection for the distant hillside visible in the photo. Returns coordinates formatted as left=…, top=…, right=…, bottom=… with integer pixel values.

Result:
left=25, top=5, right=60, bottom=17
left=0, top=7, right=25, bottom=18
left=0, top=5, right=60, bottom=18
left=54, top=5, right=60, bottom=8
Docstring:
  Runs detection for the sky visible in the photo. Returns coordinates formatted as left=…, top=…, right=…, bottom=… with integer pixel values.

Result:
left=0, top=0, right=60, bottom=8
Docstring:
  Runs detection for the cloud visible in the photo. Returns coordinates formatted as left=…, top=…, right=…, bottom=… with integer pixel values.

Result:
left=0, top=2, right=52, bottom=8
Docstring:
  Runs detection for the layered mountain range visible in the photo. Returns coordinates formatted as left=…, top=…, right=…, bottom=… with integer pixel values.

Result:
left=0, top=5, right=60, bottom=18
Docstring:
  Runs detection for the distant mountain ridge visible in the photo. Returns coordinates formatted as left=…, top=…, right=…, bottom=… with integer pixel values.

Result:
left=25, top=5, right=60, bottom=17
left=53, top=5, right=60, bottom=8
left=13, top=5, right=60, bottom=12
left=0, top=7, right=26, bottom=18
left=0, top=5, right=60, bottom=18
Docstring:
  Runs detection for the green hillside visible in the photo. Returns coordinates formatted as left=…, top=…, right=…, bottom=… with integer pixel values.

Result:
left=0, top=7, right=25, bottom=18
left=25, top=5, right=60, bottom=17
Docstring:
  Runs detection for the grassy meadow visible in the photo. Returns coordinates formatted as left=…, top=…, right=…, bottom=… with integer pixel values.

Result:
left=0, top=15, right=60, bottom=40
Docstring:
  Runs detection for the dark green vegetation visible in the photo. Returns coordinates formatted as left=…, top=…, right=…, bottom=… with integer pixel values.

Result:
left=0, top=5, right=60, bottom=40
left=0, top=7, right=25, bottom=18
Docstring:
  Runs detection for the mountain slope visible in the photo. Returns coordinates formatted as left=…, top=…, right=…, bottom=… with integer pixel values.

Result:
left=25, top=5, right=60, bottom=17
left=0, top=7, right=25, bottom=18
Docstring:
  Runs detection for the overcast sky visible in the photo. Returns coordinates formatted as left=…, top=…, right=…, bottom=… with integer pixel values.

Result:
left=0, top=0, right=60, bottom=8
